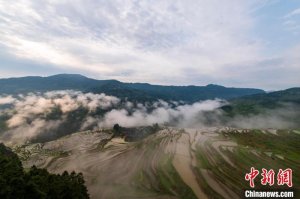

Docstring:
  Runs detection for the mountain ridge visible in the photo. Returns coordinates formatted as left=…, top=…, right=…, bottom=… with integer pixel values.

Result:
left=0, top=74, right=265, bottom=102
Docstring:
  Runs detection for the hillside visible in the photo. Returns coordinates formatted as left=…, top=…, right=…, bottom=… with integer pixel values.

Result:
left=0, top=74, right=265, bottom=102
left=222, top=87, right=300, bottom=116
left=13, top=127, right=300, bottom=199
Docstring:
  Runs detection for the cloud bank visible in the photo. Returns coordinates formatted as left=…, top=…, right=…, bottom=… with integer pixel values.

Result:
left=0, top=91, right=120, bottom=144
left=0, top=90, right=299, bottom=145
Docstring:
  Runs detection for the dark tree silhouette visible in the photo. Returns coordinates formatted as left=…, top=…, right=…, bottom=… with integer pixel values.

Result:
left=113, top=123, right=121, bottom=136
left=0, top=143, right=89, bottom=199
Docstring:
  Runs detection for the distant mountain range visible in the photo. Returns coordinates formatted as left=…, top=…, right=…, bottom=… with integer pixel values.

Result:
left=0, top=74, right=265, bottom=102
left=0, top=74, right=299, bottom=143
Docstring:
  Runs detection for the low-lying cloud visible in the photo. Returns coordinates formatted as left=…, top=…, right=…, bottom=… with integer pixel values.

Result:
left=96, top=99, right=224, bottom=128
left=0, top=90, right=299, bottom=145
left=0, top=91, right=120, bottom=144
left=227, top=104, right=300, bottom=129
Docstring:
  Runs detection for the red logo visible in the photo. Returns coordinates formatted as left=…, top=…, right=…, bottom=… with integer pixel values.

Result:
left=261, top=168, right=275, bottom=186
left=245, top=168, right=293, bottom=188
left=277, top=168, right=293, bottom=187
left=245, top=167, right=259, bottom=188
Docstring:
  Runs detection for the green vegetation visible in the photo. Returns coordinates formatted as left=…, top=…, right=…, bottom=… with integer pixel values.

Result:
left=134, top=154, right=197, bottom=199
left=0, top=120, right=7, bottom=133
left=226, top=129, right=300, bottom=164
left=0, top=114, right=9, bottom=133
left=113, top=124, right=161, bottom=141
left=0, top=143, right=89, bottom=199
left=155, top=155, right=198, bottom=199
left=113, top=123, right=121, bottom=136
left=222, top=88, right=300, bottom=116
left=195, top=130, right=300, bottom=196
left=132, top=130, right=197, bottom=199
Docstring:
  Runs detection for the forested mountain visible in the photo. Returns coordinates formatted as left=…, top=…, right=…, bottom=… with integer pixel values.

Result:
left=0, top=74, right=265, bottom=102
left=223, top=87, right=300, bottom=116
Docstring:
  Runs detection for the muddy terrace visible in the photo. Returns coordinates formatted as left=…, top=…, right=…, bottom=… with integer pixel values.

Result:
left=13, top=127, right=300, bottom=199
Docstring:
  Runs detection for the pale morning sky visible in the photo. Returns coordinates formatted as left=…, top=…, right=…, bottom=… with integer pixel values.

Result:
left=0, top=0, right=299, bottom=90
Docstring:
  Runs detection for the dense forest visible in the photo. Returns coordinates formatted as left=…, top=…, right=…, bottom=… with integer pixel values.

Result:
left=0, top=143, right=89, bottom=199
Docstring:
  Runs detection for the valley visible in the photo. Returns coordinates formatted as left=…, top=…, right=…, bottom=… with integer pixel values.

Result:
left=12, top=127, right=300, bottom=199
left=1, top=0, right=300, bottom=197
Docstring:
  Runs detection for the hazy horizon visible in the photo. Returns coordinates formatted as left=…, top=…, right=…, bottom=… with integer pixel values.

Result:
left=0, top=73, right=296, bottom=91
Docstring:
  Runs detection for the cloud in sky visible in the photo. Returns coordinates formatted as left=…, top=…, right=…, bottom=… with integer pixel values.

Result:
left=284, top=7, right=300, bottom=35
left=0, top=0, right=299, bottom=89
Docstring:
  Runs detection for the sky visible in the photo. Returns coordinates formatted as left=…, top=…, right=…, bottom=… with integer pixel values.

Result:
left=0, top=0, right=299, bottom=90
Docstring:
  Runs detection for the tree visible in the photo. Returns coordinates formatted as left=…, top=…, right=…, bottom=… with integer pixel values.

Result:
left=113, top=123, right=121, bottom=136
left=0, top=143, right=89, bottom=199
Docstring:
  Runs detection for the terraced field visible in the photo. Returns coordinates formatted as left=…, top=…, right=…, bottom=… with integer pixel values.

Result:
left=13, top=127, right=299, bottom=199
